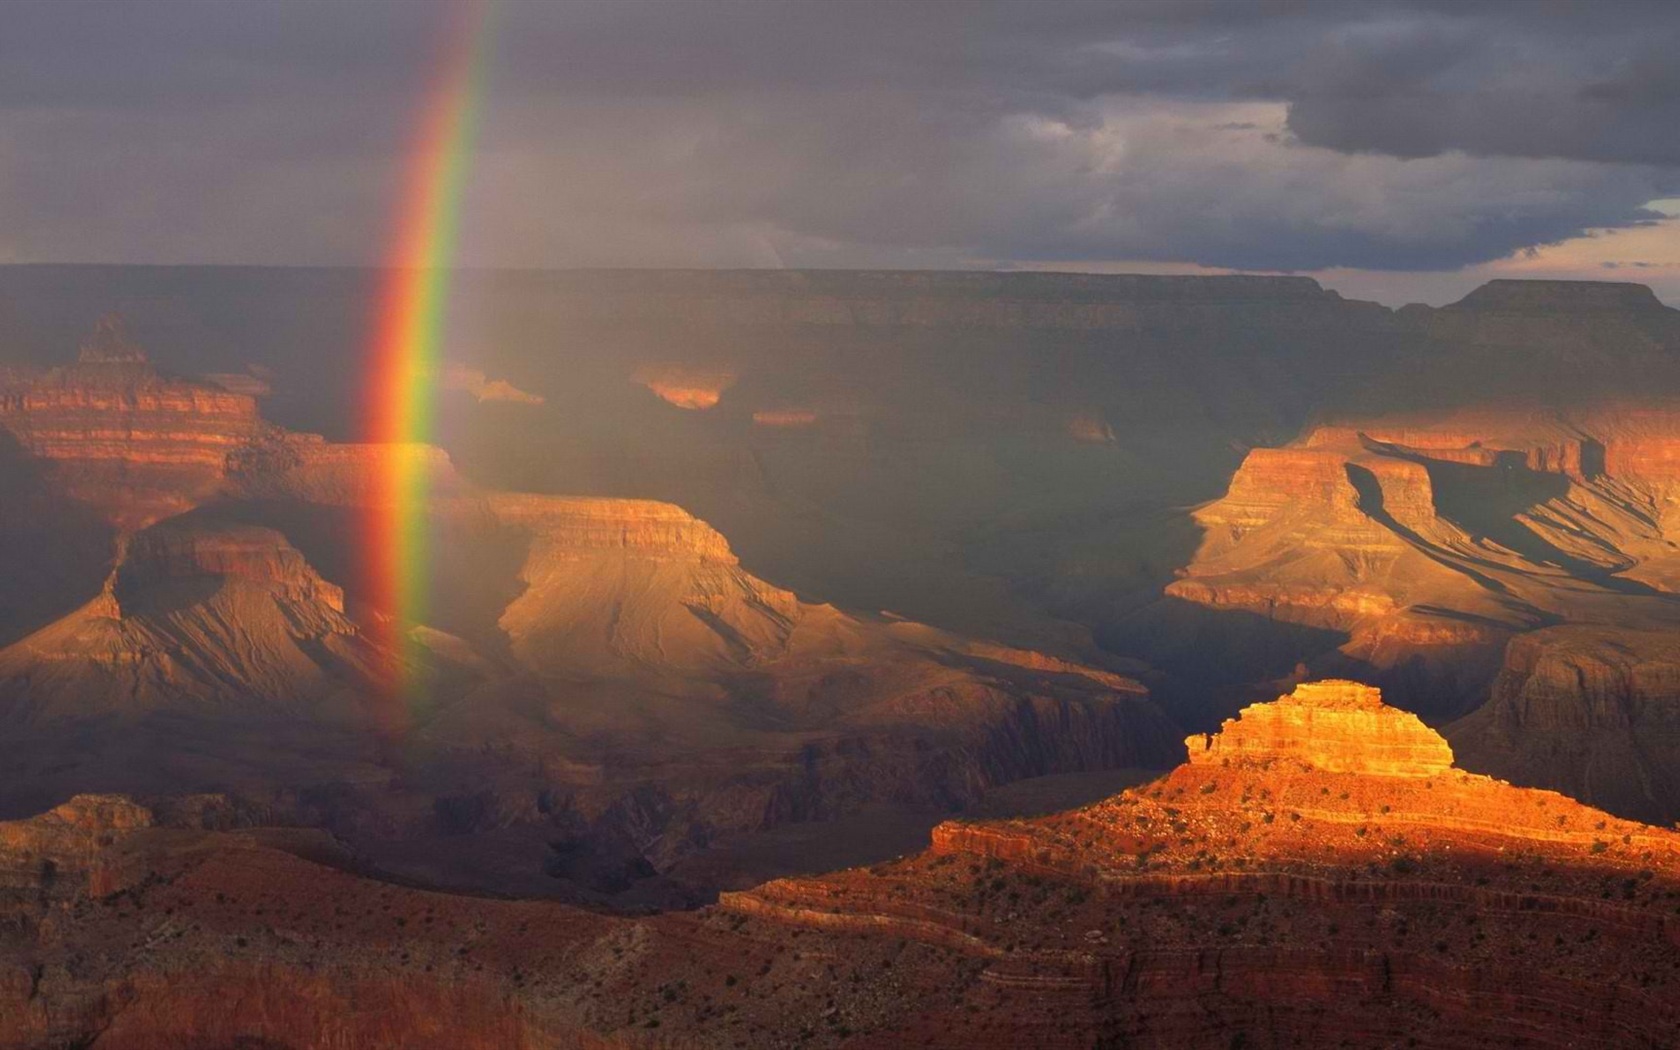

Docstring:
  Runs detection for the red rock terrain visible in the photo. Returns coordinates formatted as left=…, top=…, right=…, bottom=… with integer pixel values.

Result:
left=5, top=681, right=1680, bottom=1048
left=1449, top=625, right=1680, bottom=824
left=1130, top=390, right=1680, bottom=823
left=6, top=274, right=1680, bottom=900
left=1144, top=396, right=1680, bottom=727
left=0, top=320, right=1182, bottom=901
left=0, top=316, right=268, bottom=532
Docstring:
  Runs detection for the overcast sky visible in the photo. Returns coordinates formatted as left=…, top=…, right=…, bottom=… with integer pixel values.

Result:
left=3, top=0, right=1678, bottom=304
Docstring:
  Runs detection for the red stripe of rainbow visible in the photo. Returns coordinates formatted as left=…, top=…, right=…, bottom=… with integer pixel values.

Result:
left=362, top=0, right=494, bottom=715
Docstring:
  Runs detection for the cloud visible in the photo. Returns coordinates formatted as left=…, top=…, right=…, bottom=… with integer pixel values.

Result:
left=459, top=97, right=1667, bottom=272
left=0, top=0, right=1674, bottom=274
left=1278, top=3, right=1680, bottom=167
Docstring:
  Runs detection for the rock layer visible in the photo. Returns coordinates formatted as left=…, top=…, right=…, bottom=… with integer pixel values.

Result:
left=1186, top=680, right=1453, bottom=777
left=0, top=319, right=265, bottom=531
left=1140, top=397, right=1680, bottom=727
left=1450, top=625, right=1680, bottom=823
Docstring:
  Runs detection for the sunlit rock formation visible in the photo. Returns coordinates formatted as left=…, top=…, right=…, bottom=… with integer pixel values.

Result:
left=10, top=682, right=1680, bottom=1047
left=1186, top=679, right=1453, bottom=777
left=1144, top=395, right=1680, bottom=726
left=0, top=517, right=382, bottom=726
left=0, top=316, right=267, bottom=530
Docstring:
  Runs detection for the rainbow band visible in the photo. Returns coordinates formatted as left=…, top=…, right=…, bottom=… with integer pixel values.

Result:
left=364, top=0, right=495, bottom=714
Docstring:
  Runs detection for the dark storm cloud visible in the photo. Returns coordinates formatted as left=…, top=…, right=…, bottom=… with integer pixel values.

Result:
left=1278, top=1, right=1680, bottom=167
left=0, top=0, right=1674, bottom=271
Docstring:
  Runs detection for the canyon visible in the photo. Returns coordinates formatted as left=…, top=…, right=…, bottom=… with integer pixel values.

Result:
left=2, top=270, right=1680, bottom=1043
left=1145, top=399, right=1680, bottom=819
left=0, top=317, right=1182, bottom=904
left=2, top=271, right=1679, bottom=869
left=5, top=682, right=1680, bottom=1048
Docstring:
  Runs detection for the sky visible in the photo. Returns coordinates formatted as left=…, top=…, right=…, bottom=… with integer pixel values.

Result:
left=2, top=0, right=1678, bottom=306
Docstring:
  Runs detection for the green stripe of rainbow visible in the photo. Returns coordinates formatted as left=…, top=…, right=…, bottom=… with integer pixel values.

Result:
left=363, top=0, right=494, bottom=717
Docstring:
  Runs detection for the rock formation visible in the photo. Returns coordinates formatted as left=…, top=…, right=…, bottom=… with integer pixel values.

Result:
left=1187, top=679, right=1453, bottom=776
left=7, top=275, right=1680, bottom=889
left=1450, top=625, right=1680, bottom=824
left=0, top=320, right=266, bottom=532
left=0, top=322, right=1184, bottom=899
left=0, top=516, right=383, bottom=729
left=7, top=683, right=1680, bottom=1047
left=1135, top=397, right=1680, bottom=729
left=632, top=363, right=737, bottom=409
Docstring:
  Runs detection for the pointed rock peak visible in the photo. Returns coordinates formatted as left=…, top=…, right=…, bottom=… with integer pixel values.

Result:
left=1186, top=679, right=1453, bottom=777
left=78, top=313, right=150, bottom=365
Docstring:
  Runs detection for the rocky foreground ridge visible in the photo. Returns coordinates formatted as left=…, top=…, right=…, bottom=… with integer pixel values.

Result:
left=3, top=681, right=1679, bottom=1048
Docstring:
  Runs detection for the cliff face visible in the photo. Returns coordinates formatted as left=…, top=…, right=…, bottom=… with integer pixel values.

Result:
left=1135, top=399, right=1680, bottom=726
left=10, top=683, right=1680, bottom=1049
left=117, top=519, right=346, bottom=610
left=0, top=794, right=153, bottom=906
left=0, top=320, right=265, bottom=532
left=485, top=493, right=803, bottom=681
left=1449, top=625, right=1680, bottom=824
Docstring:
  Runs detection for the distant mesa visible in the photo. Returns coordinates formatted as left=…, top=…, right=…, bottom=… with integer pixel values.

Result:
left=439, top=363, right=543, bottom=405
left=1152, top=394, right=1680, bottom=731
left=1449, top=278, right=1664, bottom=313
left=1186, top=680, right=1454, bottom=777
left=632, top=363, right=736, bottom=410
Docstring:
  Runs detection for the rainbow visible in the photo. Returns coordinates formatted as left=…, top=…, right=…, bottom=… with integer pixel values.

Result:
left=362, top=0, right=495, bottom=716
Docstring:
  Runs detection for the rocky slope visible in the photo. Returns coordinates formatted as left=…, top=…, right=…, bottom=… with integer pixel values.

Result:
left=0, top=321, right=1184, bottom=900
left=1127, top=398, right=1680, bottom=729
left=0, top=518, right=380, bottom=725
left=6, top=682, right=1680, bottom=1048
left=1449, top=625, right=1680, bottom=824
